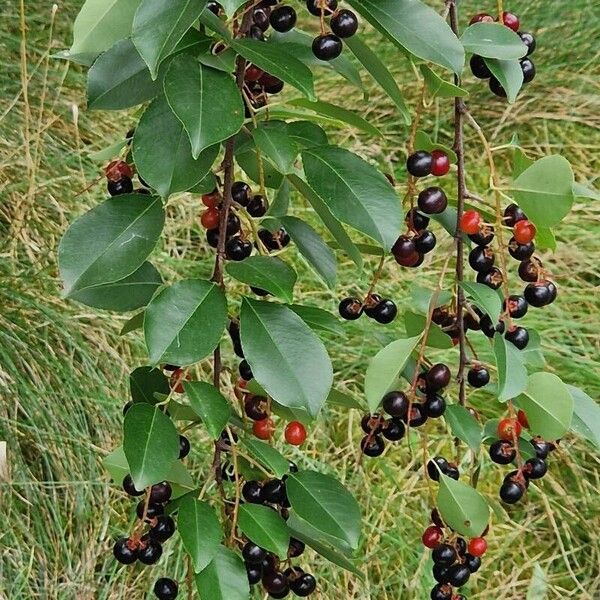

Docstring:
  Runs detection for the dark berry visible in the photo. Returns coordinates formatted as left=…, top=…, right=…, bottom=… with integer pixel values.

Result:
left=288, top=538, right=305, bottom=558
left=504, top=203, right=527, bottom=226
left=150, top=515, right=176, bottom=543
left=231, top=181, right=251, bottom=206
left=258, top=227, right=290, bottom=251
left=361, top=413, right=384, bottom=434
left=206, top=228, right=219, bottom=248
left=242, top=480, right=264, bottom=504
left=226, top=236, right=252, bottom=261
left=445, top=464, right=460, bottom=480
left=392, top=235, right=417, bottom=260
left=406, top=151, right=433, bottom=177
left=524, top=457, right=548, bottom=480
left=150, top=482, right=172, bottom=504
left=206, top=1, right=221, bottom=15
left=469, top=224, right=494, bottom=246
left=226, top=213, right=241, bottom=236
left=467, top=366, right=490, bottom=388
left=253, top=7, right=270, bottom=31
left=524, top=280, right=555, bottom=307
left=339, top=297, right=363, bottom=320
left=518, top=31, right=536, bottom=56
left=423, top=394, right=446, bottom=418
left=531, top=439, right=552, bottom=459
left=464, top=552, right=482, bottom=573
left=261, top=73, right=284, bottom=94
left=239, top=359, right=253, bottom=381
left=262, top=571, right=289, bottom=595
left=123, top=474, right=144, bottom=497
left=405, top=208, right=430, bottom=232
left=247, top=194, right=268, bottom=217
left=153, top=577, right=178, bottom=600
left=414, top=230, right=437, bottom=254
left=447, top=564, right=470, bottom=587
left=178, top=435, right=191, bottom=459
left=432, top=563, right=451, bottom=584
left=468, top=246, right=495, bottom=273
left=113, top=537, right=138, bottom=564
left=360, top=434, right=385, bottom=457
left=363, top=293, right=383, bottom=318
left=382, top=418, right=405, bottom=441
left=500, top=480, right=525, bottom=504
left=505, top=326, right=529, bottom=350
left=262, top=479, right=287, bottom=504
left=427, top=456, right=448, bottom=481
left=489, top=440, right=516, bottom=465
left=480, top=314, right=505, bottom=338
left=243, top=542, right=267, bottom=565
left=407, top=403, right=428, bottom=427
left=139, top=539, right=163, bottom=565
left=504, top=295, right=528, bottom=319
left=108, top=176, right=133, bottom=196
left=306, top=0, right=337, bottom=16
left=290, top=573, right=317, bottom=597
left=470, top=54, right=492, bottom=79
left=418, top=187, right=448, bottom=214
left=489, top=76, right=507, bottom=98
left=426, top=363, right=451, bottom=391
left=430, top=584, right=453, bottom=600
left=246, top=564, right=262, bottom=585
left=382, top=391, right=409, bottom=418
left=137, top=501, right=164, bottom=521
left=477, top=267, right=503, bottom=289
left=521, top=58, right=536, bottom=83
left=331, top=9, right=359, bottom=38
left=244, top=395, right=268, bottom=421
left=432, top=543, right=457, bottom=565
left=270, top=5, right=296, bottom=32
left=312, top=34, right=343, bottom=61
left=372, top=299, right=397, bottom=324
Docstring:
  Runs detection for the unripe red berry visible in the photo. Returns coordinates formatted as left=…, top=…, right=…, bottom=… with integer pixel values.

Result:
left=202, top=190, right=220, bottom=208
left=422, top=525, right=443, bottom=548
left=170, top=368, right=189, bottom=393
left=430, top=150, right=450, bottom=176
left=285, top=421, right=307, bottom=446
left=470, top=13, right=493, bottom=24
left=253, top=418, right=275, bottom=440
left=460, top=210, right=482, bottom=235
left=501, top=11, right=520, bottom=31
left=514, top=220, right=536, bottom=244
left=517, top=409, right=530, bottom=429
left=201, top=207, right=220, bottom=229
left=497, top=417, right=522, bottom=441
left=105, top=159, right=133, bottom=182
left=467, top=537, right=488, bottom=557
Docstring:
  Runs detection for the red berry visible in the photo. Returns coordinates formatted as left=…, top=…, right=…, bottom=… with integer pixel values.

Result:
left=422, top=525, right=443, bottom=549
left=467, top=537, right=488, bottom=557
left=501, top=11, right=520, bottom=31
left=202, top=190, right=220, bottom=208
left=105, top=159, right=133, bottom=182
left=253, top=418, right=275, bottom=440
left=460, top=210, right=482, bottom=235
left=517, top=409, right=530, bottom=429
left=514, top=220, right=536, bottom=244
left=170, top=368, right=189, bottom=394
left=497, top=417, right=522, bottom=441
left=201, top=207, right=220, bottom=229
left=470, top=12, right=493, bottom=24
left=285, top=421, right=307, bottom=446
left=245, top=64, right=264, bottom=82
left=430, top=150, right=450, bottom=177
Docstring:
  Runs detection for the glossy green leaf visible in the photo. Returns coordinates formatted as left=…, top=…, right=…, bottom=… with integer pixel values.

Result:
left=219, top=0, right=246, bottom=16
left=240, top=299, right=333, bottom=417
left=437, top=474, right=489, bottom=537
left=130, top=366, right=170, bottom=404
left=252, top=124, right=299, bottom=175
left=288, top=304, right=344, bottom=336
left=179, top=497, right=222, bottom=572
left=364, top=337, right=421, bottom=412
left=287, top=470, right=361, bottom=550
left=238, top=504, right=290, bottom=560
left=420, top=64, right=469, bottom=98
left=410, top=285, right=453, bottom=315
left=535, top=227, right=557, bottom=251
left=103, top=446, right=129, bottom=484
left=460, top=281, right=502, bottom=322
left=286, top=121, right=328, bottom=149
left=568, top=385, right=600, bottom=449
left=226, top=257, right=297, bottom=303
left=240, top=437, right=290, bottom=479
left=123, top=404, right=180, bottom=489
left=445, top=404, right=482, bottom=452
left=235, top=133, right=284, bottom=189
left=230, top=38, right=315, bottom=100
left=347, top=0, right=464, bottom=74
left=164, top=56, right=244, bottom=158
left=345, top=35, right=410, bottom=123
left=494, top=333, right=528, bottom=402
left=133, top=0, right=207, bottom=78
left=144, top=279, right=227, bottom=366
left=404, top=311, right=452, bottom=349
left=327, top=389, right=363, bottom=410
left=88, top=138, right=128, bottom=162
left=510, top=156, right=575, bottom=228
left=516, top=373, right=573, bottom=440
left=512, top=146, right=534, bottom=178
left=184, top=381, right=231, bottom=439
left=58, top=195, right=164, bottom=297
left=483, top=57, right=523, bottom=103
left=302, top=145, right=401, bottom=251
left=195, top=546, right=249, bottom=600
left=279, top=216, right=336, bottom=289
left=133, top=96, right=219, bottom=197
left=120, top=311, right=145, bottom=335
left=521, top=329, right=545, bottom=369
left=461, top=22, right=527, bottom=59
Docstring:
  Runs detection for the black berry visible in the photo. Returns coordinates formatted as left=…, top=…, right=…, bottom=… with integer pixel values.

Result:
left=508, top=237, right=535, bottom=260
left=246, top=564, right=262, bottom=585
left=430, top=584, right=453, bottom=600
left=423, top=394, right=446, bottom=418
left=524, top=457, right=548, bottom=480
left=243, top=542, right=267, bottom=565
left=406, top=151, right=433, bottom=177
left=262, top=571, right=289, bottom=595
left=339, top=297, right=363, bottom=320
left=468, top=246, right=495, bottom=272
left=312, top=34, right=343, bottom=61
left=382, top=391, right=409, bottom=418
left=225, top=236, right=252, bottom=261
left=290, top=573, right=317, bottom=597
left=382, top=418, right=405, bottom=441
left=150, top=515, right=176, bottom=543
left=418, top=187, right=448, bottom=214
left=500, top=480, right=525, bottom=503
left=432, top=543, right=457, bottom=565
left=405, top=207, right=430, bottom=232
left=489, top=76, right=507, bottom=97
left=504, top=203, right=527, bottom=226
left=137, top=501, right=164, bottom=521
left=372, top=299, right=397, bottom=324
left=518, top=31, right=536, bottom=56
left=288, top=538, right=305, bottom=558
left=123, top=474, right=144, bottom=496
left=505, top=325, right=529, bottom=350
left=426, top=363, right=451, bottom=391
left=464, top=553, right=482, bottom=573
left=469, top=224, right=494, bottom=246
left=239, top=359, right=253, bottom=381
left=232, top=181, right=251, bottom=206
left=360, top=434, right=385, bottom=457
left=242, top=480, right=264, bottom=504
left=447, top=564, right=470, bottom=587
left=489, top=439, right=516, bottom=465
left=247, top=194, right=268, bottom=217
left=330, top=9, right=358, bottom=38
left=477, top=266, right=503, bottom=289
left=139, top=539, right=163, bottom=565
left=504, top=294, right=528, bottom=319
left=108, top=176, right=133, bottom=196
left=521, top=58, right=536, bottom=83
left=154, top=577, right=178, bottom=600
left=427, top=456, right=448, bottom=481
left=470, top=54, right=492, bottom=79
left=179, top=435, right=191, bottom=459
left=467, top=366, right=490, bottom=388
left=150, top=481, right=172, bottom=504
left=414, top=229, right=437, bottom=254
left=262, top=479, right=287, bottom=504
left=113, top=537, right=138, bottom=564
left=270, top=5, right=297, bottom=32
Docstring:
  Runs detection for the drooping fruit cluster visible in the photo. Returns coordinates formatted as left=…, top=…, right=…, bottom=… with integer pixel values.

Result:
left=338, top=292, right=398, bottom=324
left=490, top=415, right=557, bottom=504
left=303, top=0, right=359, bottom=61
left=422, top=510, right=487, bottom=600
left=468, top=11, right=537, bottom=97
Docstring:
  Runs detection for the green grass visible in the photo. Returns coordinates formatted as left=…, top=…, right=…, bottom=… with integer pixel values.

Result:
left=1, top=0, right=599, bottom=598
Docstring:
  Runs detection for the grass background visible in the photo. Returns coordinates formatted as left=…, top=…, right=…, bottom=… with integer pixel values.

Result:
left=1, top=0, right=599, bottom=598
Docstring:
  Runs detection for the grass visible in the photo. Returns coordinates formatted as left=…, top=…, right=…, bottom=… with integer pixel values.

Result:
left=0, top=0, right=599, bottom=598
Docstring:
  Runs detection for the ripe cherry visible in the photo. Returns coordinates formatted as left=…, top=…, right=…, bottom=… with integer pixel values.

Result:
left=470, top=54, right=492, bottom=79
left=247, top=194, right=268, bottom=217
left=113, top=537, right=138, bottom=564
left=467, top=366, right=490, bottom=388
left=426, top=363, right=451, bottom=391
left=505, top=325, right=530, bottom=350
left=382, top=391, right=409, bottom=418
left=123, top=474, right=144, bottom=497
left=285, top=421, right=307, bottom=446
left=431, top=150, right=450, bottom=176
left=468, top=246, right=495, bottom=273
left=382, top=418, right=405, bottom=441
left=514, top=220, right=536, bottom=244
left=270, top=5, right=297, bottom=32
left=201, top=208, right=220, bottom=229
left=460, top=210, right=482, bottom=235
left=108, top=177, right=133, bottom=196
left=406, top=150, right=433, bottom=177
left=489, top=439, right=516, bottom=465
left=519, top=31, right=537, bottom=56
left=202, top=189, right=220, bottom=208
left=231, top=181, right=252, bottom=206
left=497, top=417, right=522, bottom=441
left=414, top=230, right=437, bottom=254
left=504, top=203, right=527, bottom=226
left=153, top=578, right=178, bottom=600
left=418, top=187, right=448, bottom=214
left=501, top=11, right=520, bottom=32
left=392, top=235, right=417, bottom=260
left=339, top=297, right=363, bottom=320
left=139, top=539, right=163, bottom=565
left=521, top=58, right=536, bottom=83
left=467, top=537, right=487, bottom=557
left=422, top=525, right=443, bottom=548
left=524, top=457, right=548, bottom=480
left=253, top=418, right=275, bottom=440
left=290, top=572, right=317, bottom=597
left=312, top=34, right=343, bottom=61
left=361, top=434, right=385, bottom=457
left=331, top=9, right=359, bottom=38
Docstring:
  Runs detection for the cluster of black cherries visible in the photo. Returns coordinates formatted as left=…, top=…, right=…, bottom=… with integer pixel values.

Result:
left=338, top=292, right=398, bottom=325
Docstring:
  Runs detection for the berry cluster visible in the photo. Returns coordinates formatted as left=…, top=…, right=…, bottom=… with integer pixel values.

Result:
left=422, top=512, right=487, bottom=600
left=490, top=416, right=556, bottom=504
left=338, top=293, right=398, bottom=324
left=469, top=11, right=537, bottom=97
left=360, top=363, right=451, bottom=457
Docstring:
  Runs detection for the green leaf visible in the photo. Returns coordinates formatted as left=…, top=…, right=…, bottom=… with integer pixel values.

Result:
left=120, top=311, right=145, bottom=335
left=179, top=497, right=222, bottom=572
left=483, top=57, right=523, bottom=103
left=568, top=385, right=600, bottom=449
left=404, top=311, right=452, bottom=349
left=219, top=0, right=246, bottom=17
left=132, top=0, right=207, bottom=78
left=240, top=437, right=291, bottom=479
left=144, top=279, right=227, bottom=366
left=230, top=38, right=315, bottom=100
left=420, top=64, right=469, bottom=98
left=535, top=227, right=556, bottom=251
left=164, top=56, right=244, bottom=158
left=238, top=504, right=290, bottom=560
left=573, top=181, right=600, bottom=200
left=103, top=446, right=129, bottom=484
left=88, top=138, right=128, bottom=162
left=516, top=373, right=573, bottom=440
left=133, top=97, right=219, bottom=197
left=184, top=381, right=232, bottom=439
left=512, top=146, right=534, bottom=178
left=414, top=130, right=457, bottom=163
left=251, top=123, right=299, bottom=175
left=287, top=470, right=361, bottom=550
left=327, top=389, right=363, bottom=410
left=286, top=121, right=329, bottom=149
left=410, top=285, right=453, bottom=315
left=288, top=98, right=382, bottom=138
left=445, top=404, right=482, bottom=452
left=278, top=216, right=336, bottom=289
left=65, top=0, right=142, bottom=65
left=226, top=257, right=297, bottom=303
left=288, top=304, right=344, bottom=337
left=347, top=0, right=464, bottom=74
left=494, top=333, right=528, bottom=402
left=268, top=180, right=290, bottom=218
left=240, top=299, right=333, bottom=417
left=123, top=404, right=180, bottom=489
left=510, top=156, right=575, bottom=228
left=234, top=133, right=284, bottom=189
left=461, top=22, right=527, bottom=59
left=521, top=329, right=545, bottom=369
left=526, top=563, right=548, bottom=600
left=69, top=260, right=162, bottom=312
left=344, top=35, right=410, bottom=124
left=130, top=366, right=170, bottom=404
left=287, top=174, right=363, bottom=268
left=58, top=195, right=164, bottom=297
left=364, top=337, right=421, bottom=413
left=195, top=546, right=249, bottom=600
left=302, top=145, right=401, bottom=251
left=437, top=474, right=490, bottom=537
left=460, top=281, right=502, bottom=322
